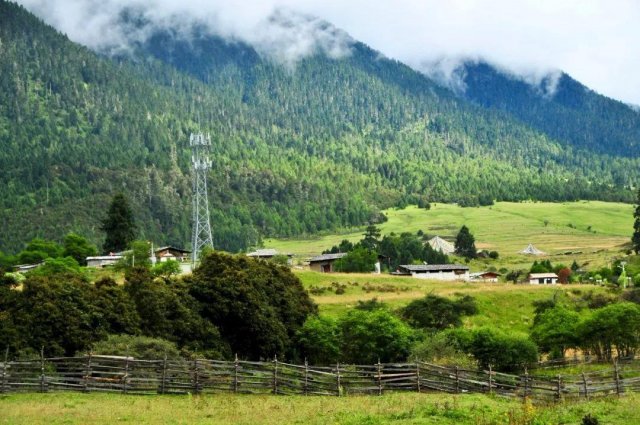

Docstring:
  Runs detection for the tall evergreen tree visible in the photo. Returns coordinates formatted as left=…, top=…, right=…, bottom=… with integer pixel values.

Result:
left=454, top=225, right=477, bottom=259
left=633, top=188, right=640, bottom=254
left=101, top=193, right=137, bottom=253
left=361, top=225, right=381, bottom=251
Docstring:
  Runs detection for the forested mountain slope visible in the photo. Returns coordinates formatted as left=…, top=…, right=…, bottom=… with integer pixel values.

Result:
left=458, top=61, right=640, bottom=159
left=1, top=1, right=638, bottom=253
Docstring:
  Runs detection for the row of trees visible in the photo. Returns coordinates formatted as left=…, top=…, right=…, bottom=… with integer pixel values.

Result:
left=0, top=252, right=316, bottom=359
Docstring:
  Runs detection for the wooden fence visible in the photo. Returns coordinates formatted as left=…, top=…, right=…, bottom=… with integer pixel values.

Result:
left=2, top=353, right=640, bottom=401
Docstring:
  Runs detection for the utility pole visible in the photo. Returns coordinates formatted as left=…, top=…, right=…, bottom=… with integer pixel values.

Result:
left=190, top=133, right=214, bottom=266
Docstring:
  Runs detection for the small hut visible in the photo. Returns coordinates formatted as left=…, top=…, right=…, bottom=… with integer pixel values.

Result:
left=520, top=244, right=545, bottom=255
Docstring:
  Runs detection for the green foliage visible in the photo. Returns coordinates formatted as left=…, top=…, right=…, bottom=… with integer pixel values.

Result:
left=531, top=306, right=580, bottom=359
left=101, top=194, right=137, bottom=253
left=190, top=251, right=317, bottom=359
left=91, top=334, right=181, bottom=360
left=116, top=240, right=152, bottom=271
left=360, top=225, right=382, bottom=251
left=151, top=260, right=181, bottom=279
left=453, top=328, right=538, bottom=372
left=17, top=238, right=63, bottom=264
left=409, top=332, right=475, bottom=368
left=296, top=316, right=341, bottom=365
left=334, top=247, right=377, bottom=273
left=402, top=294, right=478, bottom=331
left=577, top=302, right=640, bottom=360
left=339, top=309, right=415, bottom=364
left=63, top=233, right=98, bottom=266
left=27, top=256, right=85, bottom=279
left=454, top=226, right=477, bottom=259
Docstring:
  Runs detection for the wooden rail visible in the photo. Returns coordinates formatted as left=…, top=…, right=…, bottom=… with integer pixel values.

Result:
left=1, top=355, right=639, bottom=400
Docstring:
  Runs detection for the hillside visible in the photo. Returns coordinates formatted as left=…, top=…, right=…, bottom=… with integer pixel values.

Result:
left=1, top=1, right=639, bottom=254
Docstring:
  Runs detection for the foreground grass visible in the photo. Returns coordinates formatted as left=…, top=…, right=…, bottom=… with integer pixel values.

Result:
left=0, top=392, right=637, bottom=424
left=267, top=201, right=632, bottom=270
left=297, top=270, right=606, bottom=334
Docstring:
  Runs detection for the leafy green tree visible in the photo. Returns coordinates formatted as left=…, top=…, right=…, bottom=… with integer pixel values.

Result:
left=531, top=307, right=580, bottom=359
left=28, top=257, right=85, bottom=279
left=63, top=232, right=98, bottom=266
left=296, top=316, right=341, bottom=365
left=101, top=193, right=137, bottom=253
left=454, top=225, right=477, bottom=259
left=334, top=247, right=377, bottom=273
left=152, top=260, right=181, bottom=279
left=17, top=238, right=63, bottom=264
left=402, top=294, right=477, bottom=331
left=190, top=251, right=317, bottom=359
left=454, top=327, right=538, bottom=372
left=339, top=309, right=414, bottom=364
left=577, top=303, right=640, bottom=360
left=633, top=188, right=640, bottom=254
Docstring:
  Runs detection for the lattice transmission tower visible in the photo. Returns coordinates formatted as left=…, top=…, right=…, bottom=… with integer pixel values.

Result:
left=190, top=133, right=214, bottom=266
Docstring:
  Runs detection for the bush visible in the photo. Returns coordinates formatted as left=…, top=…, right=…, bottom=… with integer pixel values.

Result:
left=92, top=334, right=181, bottom=359
left=402, top=294, right=477, bottom=331
left=334, top=247, right=377, bottom=273
left=296, top=316, right=341, bottom=365
left=410, top=332, right=475, bottom=368
left=453, top=328, right=538, bottom=372
left=531, top=307, right=580, bottom=359
left=339, top=309, right=414, bottom=364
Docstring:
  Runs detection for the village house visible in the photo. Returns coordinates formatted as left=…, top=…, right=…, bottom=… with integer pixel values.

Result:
left=246, top=249, right=293, bottom=264
left=395, top=264, right=470, bottom=281
left=308, top=253, right=347, bottom=273
left=154, top=246, right=191, bottom=263
left=86, top=254, right=123, bottom=268
left=527, top=272, right=558, bottom=284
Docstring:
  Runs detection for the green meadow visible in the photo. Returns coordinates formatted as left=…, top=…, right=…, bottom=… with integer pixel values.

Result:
left=266, top=201, right=633, bottom=270
left=1, top=392, right=637, bottom=424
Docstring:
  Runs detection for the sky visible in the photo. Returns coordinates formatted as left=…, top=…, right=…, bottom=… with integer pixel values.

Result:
left=16, top=0, right=640, bottom=105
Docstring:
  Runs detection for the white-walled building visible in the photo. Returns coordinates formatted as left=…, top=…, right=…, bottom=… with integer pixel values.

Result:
left=396, top=264, right=470, bottom=281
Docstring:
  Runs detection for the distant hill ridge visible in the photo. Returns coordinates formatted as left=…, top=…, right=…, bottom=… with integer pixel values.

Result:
left=0, top=0, right=638, bottom=253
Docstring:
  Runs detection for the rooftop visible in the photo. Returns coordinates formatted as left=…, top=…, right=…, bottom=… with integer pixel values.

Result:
left=309, top=253, right=347, bottom=262
left=399, top=264, right=469, bottom=272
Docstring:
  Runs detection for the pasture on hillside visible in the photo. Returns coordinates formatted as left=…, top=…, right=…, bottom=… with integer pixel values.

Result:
left=266, top=201, right=633, bottom=270
left=296, top=270, right=607, bottom=334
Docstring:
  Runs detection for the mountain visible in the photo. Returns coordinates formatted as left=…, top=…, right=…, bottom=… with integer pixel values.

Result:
left=454, top=61, right=640, bottom=158
left=0, top=1, right=638, bottom=254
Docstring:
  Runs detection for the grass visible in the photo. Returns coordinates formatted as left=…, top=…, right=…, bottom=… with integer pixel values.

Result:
left=296, top=269, right=608, bottom=334
left=0, top=392, right=638, bottom=424
left=266, top=201, right=633, bottom=270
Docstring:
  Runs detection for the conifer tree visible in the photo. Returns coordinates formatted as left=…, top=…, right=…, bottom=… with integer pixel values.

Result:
left=454, top=225, right=477, bottom=259
left=101, top=193, right=137, bottom=253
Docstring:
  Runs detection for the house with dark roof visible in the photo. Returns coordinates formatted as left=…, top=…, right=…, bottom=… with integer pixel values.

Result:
left=395, top=264, right=470, bottom=281
left=527, top=272, right=558, bottom=284
left=308, top=253, right=347, bottom=273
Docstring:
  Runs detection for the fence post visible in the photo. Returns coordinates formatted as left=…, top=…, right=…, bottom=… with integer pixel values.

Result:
left=335, top=362, right=341, bottom=397
left=1, top=347, right=8, bottom=394
left=193, top=357, right=200, bottom=394
left=233, top=353, right=239, bottom=394
left=272, top=355, right=278, bottom=395
left=555, top=374, right=562, bottom=401
left=582, top=372, right=589, bottom=400
left=376, top=359, right=383, bottom=396
left=523, top=368, right=529, bottom=400
left=303, top=358, right=309, bottom=396
left=160, top=353, right=167, bottom=395
left=39, top=346, right=46, bottom=393
left=454, top=366, right=460, bottom=394
left=488, top=365, right=493, bottom=395
left=614, top=361, right=622, bottom=397
left=83, top=352, right=93, bottom=393
left=123, top=347, right=129, bottom=394
left=416, top=363, right=421, bottom=393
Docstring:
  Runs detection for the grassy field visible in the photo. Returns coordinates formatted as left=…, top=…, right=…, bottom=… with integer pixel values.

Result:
left=295, top=270, right=607, bottom=334
left=0, top=392, right=637, bottom=424
left=266, top=201, right=633, bottom=270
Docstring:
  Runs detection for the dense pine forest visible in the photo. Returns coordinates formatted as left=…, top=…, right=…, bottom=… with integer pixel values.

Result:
left=1, top=1, right=639, bottom=253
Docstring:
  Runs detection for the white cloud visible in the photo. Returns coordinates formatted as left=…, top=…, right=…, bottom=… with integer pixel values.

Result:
left=16, top=0, right=640, bottom=104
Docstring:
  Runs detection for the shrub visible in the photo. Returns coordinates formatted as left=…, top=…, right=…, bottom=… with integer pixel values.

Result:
left=410, top=332, right=475, bottom=368
left=453, top=328, right=538, bottom=372
left=92, top=334, right=181, bottom=359
left=339, top=309, right=414, bottom=364
left=334, top=247, right=377, bottom=273
left=531, top=307, right=580, bottom=359
left=296, top=316, right=341, bottom=365
left=402, top=294, right=477, bottom=331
